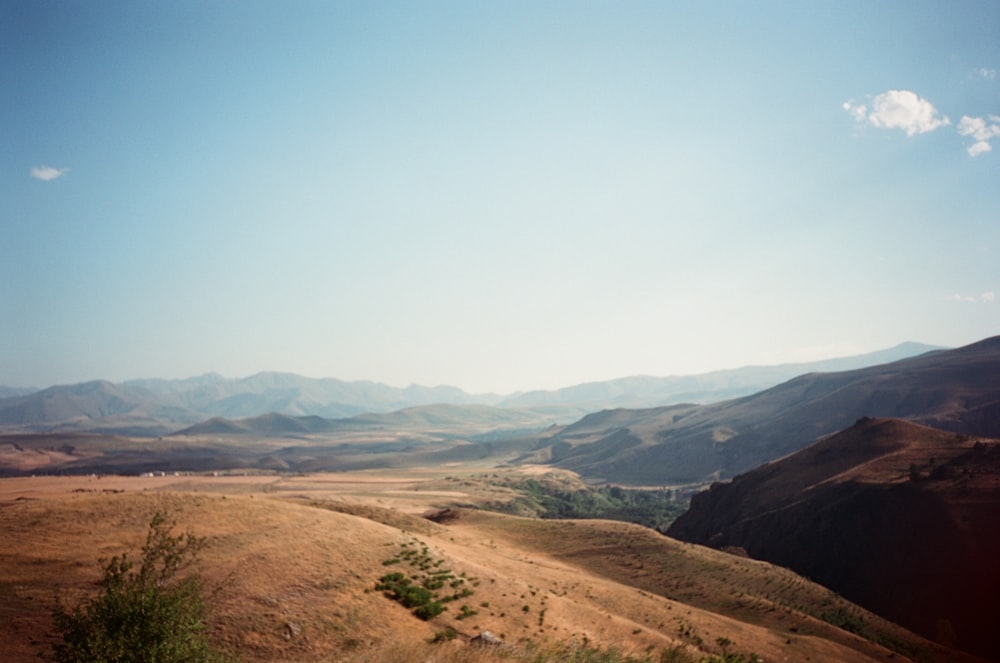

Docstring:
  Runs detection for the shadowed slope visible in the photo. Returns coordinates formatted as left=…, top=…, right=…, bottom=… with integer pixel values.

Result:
left=667, top=418, right=1000, bottom=660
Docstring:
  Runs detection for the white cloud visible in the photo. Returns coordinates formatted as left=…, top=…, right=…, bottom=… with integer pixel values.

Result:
left=978, top=68, right=997, bottom=80
left=30, top=165, right=69, bottom=181
left=957, top=115, right=1000, bottom=157
left=866, top=90, right=950, bottom=136
left=844, top=90, right=1000, bottom=158
left=948, top=292, right=995, bottom=304
left=967, top=141, right=992, bottom=157
left=844, top=91, right=951, bottom=136
left=841, top=100, right=867, bottom=122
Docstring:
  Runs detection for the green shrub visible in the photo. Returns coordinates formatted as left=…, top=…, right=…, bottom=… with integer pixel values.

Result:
left=396, top=584, right=433, bottom=609
left=431, top=628, right=457, bottom=643
left=414, top=601, right=446, bottom=620
left=456, top=605, right=477, bottom=620
left=51, top=512, right=231, bottom=663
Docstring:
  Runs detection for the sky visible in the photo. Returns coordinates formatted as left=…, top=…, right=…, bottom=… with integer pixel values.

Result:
left=3, top=1, right=999, bottom=394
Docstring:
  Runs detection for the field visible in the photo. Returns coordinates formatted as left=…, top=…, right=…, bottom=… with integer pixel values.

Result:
left=0, top=467, right=977, bottom=663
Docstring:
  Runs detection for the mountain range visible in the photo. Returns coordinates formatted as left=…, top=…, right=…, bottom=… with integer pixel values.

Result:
left=525, top=336, right=1000, bottom=484
left=0, top=342, right=940, bottom=435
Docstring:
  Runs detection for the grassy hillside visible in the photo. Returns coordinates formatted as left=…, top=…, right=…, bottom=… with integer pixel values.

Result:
left=0, top=474, right=978, bottom=663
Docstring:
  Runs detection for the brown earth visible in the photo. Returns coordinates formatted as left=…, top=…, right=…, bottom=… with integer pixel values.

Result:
left=0, top=467, right=980, bottom=663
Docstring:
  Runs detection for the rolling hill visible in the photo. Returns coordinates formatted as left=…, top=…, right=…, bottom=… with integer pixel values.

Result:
left=666, top=417, right=1000, bottom=661
left=0, top=476, right=981, bottom=663
left=530, top=336, right=1000, bottom=485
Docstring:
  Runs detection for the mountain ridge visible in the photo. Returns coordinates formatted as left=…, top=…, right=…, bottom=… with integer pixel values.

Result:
left=530, top=336, right=1000, bottom=484
left=0, top=341, right=941, bottom=434
left=499, top=341, right=942, bottom=408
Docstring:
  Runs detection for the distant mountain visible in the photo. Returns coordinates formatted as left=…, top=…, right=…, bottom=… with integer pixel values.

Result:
left=0, top=373, right=509, bottom=434
left=0, top=380, right=190, bottom=433
left=0, top=386, right=37, bottom=399
left=175, top=412, right=344, bottom=437
left=499, top=342, right=941, bottom=409
left=531, top=336, right=1000, bottom=484
left=174, top=403, right=570, bottom=438
left=126, top=371, right=502, bottom=418
left=667, top=417, right=1000, bottom=660
left=0, top=341, right=947, bottom=433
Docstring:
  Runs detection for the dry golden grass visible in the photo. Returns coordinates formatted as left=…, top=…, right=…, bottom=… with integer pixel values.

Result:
left=0, top=470, right=980, bottom=663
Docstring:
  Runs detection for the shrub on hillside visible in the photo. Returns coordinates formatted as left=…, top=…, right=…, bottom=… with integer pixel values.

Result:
left=51, top=512, right=231, bottom=663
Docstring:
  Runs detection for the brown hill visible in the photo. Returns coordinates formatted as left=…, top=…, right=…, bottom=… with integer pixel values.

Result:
left=535, top=336, right=1000, bottom=484
left=667, top=418, right=1000, bottom=660
left=0, top=473, right=979, bottom=663
left=173, top=404, right=567, bottom=439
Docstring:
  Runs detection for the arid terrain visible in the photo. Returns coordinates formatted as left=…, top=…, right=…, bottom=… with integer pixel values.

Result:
left=0, top=466, right=982, bottom=663
left=668, top=418, right=1000, bottom=660
left=3, top=338, right=998, bottom=661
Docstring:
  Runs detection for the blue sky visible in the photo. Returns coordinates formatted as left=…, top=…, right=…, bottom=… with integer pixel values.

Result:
left=3, top=1, right=999, bottom=393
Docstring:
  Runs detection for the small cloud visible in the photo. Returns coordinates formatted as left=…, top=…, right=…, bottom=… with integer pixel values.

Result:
left=868, top=90, right=950, bottom=136
left=977, top=67, right=997, bottom=80
left=844, top=90, right=950, bottom=136
left=842, top=100, right=867, bottom=123
left=957, top=115, right=1000, bottom=157
left=845, top=90, right=1000, bottom=158
left=948, top=292, right=995, bottom=304
left=30, top=165, right=69, bottom=181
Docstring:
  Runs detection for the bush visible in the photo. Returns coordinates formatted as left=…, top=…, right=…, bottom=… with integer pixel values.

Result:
left=431, top=627, right=457, bottom=643
left=52, top=512, right=231, bottom=663
left=414, top=601, right=446, bottom=620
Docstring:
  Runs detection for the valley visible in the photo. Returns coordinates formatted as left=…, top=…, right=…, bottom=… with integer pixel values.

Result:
left=2, top=337, right=999, bottom=661
left=9, top=3, right=996, bottom=661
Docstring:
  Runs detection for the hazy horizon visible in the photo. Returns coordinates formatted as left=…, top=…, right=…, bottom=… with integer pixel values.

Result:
left=5, top=2, right=998, bottom=393
left=0, top=338, right=948, bottom=394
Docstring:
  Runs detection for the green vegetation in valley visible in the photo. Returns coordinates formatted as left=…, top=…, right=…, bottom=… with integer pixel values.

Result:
left=485, top=476, right=688, bottom=532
